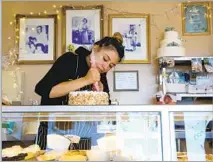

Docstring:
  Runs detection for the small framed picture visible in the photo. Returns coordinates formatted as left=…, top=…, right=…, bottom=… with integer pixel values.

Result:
left=62, top=5, right=103, bottom=52
left=109, top=14, right=150, bottom=64
left=113, top=71, right=139, bottom=91
left=181, top=2, right=212, bottom=36
left=16, top=14, right=57, bottom=64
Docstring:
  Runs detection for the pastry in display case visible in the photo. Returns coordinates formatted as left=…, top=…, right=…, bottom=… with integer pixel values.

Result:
left=2, top=144, right=42, bottom=161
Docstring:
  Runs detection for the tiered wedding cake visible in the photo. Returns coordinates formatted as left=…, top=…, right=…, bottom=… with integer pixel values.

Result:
left=157, top=27, right=185, bottom=58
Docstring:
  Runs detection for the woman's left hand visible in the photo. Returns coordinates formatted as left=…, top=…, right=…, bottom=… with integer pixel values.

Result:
left=92, top=81, right=103, bottom=91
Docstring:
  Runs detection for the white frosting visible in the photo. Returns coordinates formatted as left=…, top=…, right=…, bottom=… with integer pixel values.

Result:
left=164, top=31, right=179, bottom=39
left=157, top=47, right=185, bottom=58
left=160, top=38, right=182, bottom=47
left=2, top=146, right=23, bottom=157
left=21, top=144, right=40, bottom=154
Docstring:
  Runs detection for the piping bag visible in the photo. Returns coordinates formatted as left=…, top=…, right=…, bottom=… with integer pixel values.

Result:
left=90, top=50, right=100, bottom=91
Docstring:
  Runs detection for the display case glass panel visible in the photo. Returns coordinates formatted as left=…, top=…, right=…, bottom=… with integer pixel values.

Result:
left=170, top=112, right=213, bottom=161
left=2, top=111, right=163, bottom=161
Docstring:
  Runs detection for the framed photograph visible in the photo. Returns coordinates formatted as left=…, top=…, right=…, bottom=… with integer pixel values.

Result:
left=62, top=5, right=103, bottom=52
left=16, top=14, right=57, bottom=64
left=109, top=14, right=150, bottom=64
left=181, top=2, right=212, bottom=36
left=113, top=71, right=139, bottom=91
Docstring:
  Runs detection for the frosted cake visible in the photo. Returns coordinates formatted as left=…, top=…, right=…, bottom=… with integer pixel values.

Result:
left=157, top=27, right=185, bottom=58
left=69, top=91, right=109, bottom=105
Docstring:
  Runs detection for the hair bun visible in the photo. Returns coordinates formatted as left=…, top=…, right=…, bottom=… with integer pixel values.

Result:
left=113, top=32, right=123, bottom=44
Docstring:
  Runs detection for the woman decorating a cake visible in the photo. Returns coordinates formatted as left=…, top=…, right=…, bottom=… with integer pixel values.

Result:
left=34, top=32, right=125, bottom=149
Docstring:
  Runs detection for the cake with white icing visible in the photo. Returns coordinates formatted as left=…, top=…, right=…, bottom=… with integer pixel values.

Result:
left=69, top=91, right=109, bottom=105
left=157, top=27, right=185, bottom=58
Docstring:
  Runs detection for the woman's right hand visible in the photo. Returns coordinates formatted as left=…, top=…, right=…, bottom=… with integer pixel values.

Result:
left=84, top=68, right=100, bottom=85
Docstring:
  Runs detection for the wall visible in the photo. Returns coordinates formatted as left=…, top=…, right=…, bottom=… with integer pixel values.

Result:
left=2, top=1, right=213, bottom=105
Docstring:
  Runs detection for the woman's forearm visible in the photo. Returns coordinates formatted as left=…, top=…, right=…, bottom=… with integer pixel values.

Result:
left=49, top=77, right=89, bottom=98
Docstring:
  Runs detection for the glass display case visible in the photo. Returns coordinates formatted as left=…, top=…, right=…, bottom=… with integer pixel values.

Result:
left=2, top=105, right=213, bottom=161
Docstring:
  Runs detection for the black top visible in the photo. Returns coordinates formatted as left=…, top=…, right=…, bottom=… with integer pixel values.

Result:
left=35, top=47, right=110, bottom=105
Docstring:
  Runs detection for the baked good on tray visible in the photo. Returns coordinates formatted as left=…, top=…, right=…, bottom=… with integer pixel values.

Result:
left=2, top=144, right=41, bottom=161
left=37, top=150, right=60, bottom=161
left=58, top=150, right=87, bottom=161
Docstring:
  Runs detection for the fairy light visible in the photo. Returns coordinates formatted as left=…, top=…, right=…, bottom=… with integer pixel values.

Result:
left=56, top=10, right=59, bottom=14
left=30, top=12, right=33, bottom=15
left=8, top=37, right=11, bottom=40
left=44, top=10, right=47, bottom=14
left=38, top=12, right=41, bottom=15
left=10, top=22, right=13, bottom=25
left=53, top=4, right=56, bottom=8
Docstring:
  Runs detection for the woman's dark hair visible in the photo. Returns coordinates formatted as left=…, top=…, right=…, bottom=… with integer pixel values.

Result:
left=94, top=32, right=125, bottom=62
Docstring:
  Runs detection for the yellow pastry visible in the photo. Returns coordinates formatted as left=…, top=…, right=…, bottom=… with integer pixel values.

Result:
left=37, top=150, right=58, bottom=161
left=64, top=150, right=86, bottom=156
left=58, top=155, right=87, bottom=161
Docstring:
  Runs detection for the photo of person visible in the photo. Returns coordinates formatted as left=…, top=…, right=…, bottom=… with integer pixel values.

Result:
left=72, top=17, right=95, bottom=45
left=25, top=25, right=49, bottom=54
left=120, top=24, right=141, bottom=52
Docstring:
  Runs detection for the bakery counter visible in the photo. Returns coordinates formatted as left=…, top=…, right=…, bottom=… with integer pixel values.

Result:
left=2, top=105, right=213, bottom=161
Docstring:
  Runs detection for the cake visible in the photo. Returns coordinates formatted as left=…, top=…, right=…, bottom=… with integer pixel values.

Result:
left=157, top=27, right=185, bottom=58
left=69, top=91, right=109, bottom=105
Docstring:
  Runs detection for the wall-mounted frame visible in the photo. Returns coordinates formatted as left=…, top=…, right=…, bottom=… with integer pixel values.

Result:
left=181, top=2, right=212, bottom=36
left=16, top=14, right=57, bottom=64
left=113, top=71, right=139, bottom=91
left=62, top=5, right=104, bottom=53
left=109, top=14, right=151, bottom=64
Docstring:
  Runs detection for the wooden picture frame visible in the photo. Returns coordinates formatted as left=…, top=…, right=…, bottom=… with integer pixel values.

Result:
left=62, top=5, right=104, bottom=53
left=113, top=71, right=139, bottom=91
left=16, top=14, right=57, bottom=64
left=181, top=2, right=212, bottom=36
left=109, top=14, right=151, bottom=64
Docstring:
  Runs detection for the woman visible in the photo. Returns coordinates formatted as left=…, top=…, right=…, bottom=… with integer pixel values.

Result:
left=80, top=18, right=89, bottom=44
left=34, top=32, right=125, bottom=149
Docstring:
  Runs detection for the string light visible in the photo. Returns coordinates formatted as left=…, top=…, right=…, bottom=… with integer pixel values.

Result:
left=6, top=2, right=213, bottom=53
